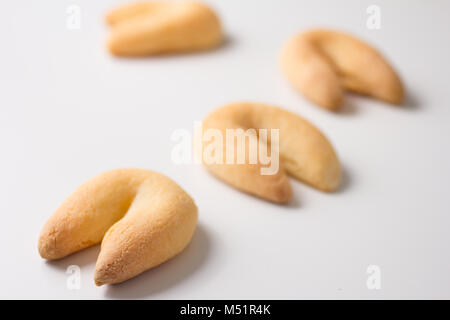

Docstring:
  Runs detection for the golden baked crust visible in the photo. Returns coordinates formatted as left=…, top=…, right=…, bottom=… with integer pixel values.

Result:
left=38, top=169, right=198, bottom=285
left=106, top=1, right=223, bottom=56
left=280, top=29, right=404, bottom=110
left=200, top=102, right=341, bottom=203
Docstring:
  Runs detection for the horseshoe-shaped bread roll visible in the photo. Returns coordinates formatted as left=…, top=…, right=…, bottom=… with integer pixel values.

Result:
left=38, top=169, right=198, bottom=285
left=106, top=1, right=223, bottom=56
left=280, top=29, right=404, bottom=110
left=200, top=102, right=341, bottom=203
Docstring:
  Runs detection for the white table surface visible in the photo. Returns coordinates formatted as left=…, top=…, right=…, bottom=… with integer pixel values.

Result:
left=1, top=0, right=449, bottom=299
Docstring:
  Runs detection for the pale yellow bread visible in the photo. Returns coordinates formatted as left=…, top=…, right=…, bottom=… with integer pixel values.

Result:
left=200, top=102, right=341, bottom=203
left=38, top=169, right=198, bottom=285
left=280, top=29, right=404, bottom=110
left=106, top=1, right=223, bottom=56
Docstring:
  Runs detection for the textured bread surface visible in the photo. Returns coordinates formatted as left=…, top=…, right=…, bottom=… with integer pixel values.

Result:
left=280, top=29, right=404, bottom=110
left=200, top=102, right=341, bottom=203
left=38, top=169, right=198, bottom=285
left=106, top=1, right=223, bottom=56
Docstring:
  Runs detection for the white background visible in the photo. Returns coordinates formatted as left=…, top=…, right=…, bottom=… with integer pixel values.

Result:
left=1, top=0, right=449, bottom=299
